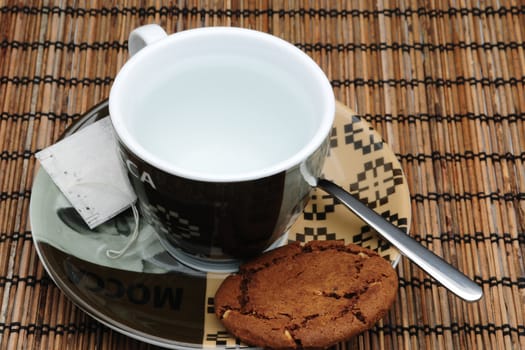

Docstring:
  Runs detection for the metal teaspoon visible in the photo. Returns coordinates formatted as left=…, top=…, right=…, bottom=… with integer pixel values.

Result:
left=316, top=179, right=483, bottom=302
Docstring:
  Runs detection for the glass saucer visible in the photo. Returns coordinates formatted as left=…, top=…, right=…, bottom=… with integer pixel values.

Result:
left=29, top=100, right=410, bottom=349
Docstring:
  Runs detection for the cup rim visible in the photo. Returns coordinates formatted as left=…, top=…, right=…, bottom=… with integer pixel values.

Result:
left=109, top=26, right=335, bottom=182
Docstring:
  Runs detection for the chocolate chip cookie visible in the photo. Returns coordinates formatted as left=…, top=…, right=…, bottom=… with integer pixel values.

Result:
left=214, top=240, right=398, bottom=349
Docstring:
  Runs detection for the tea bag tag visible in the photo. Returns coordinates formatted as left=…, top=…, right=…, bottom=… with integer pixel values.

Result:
left=36, top=117, right=137, bottom=229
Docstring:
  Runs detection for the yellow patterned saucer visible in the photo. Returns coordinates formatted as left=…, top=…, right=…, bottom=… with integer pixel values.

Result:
left=30, top=100, right=410, bottom=349
left=289, top=101, right=410, bottom=265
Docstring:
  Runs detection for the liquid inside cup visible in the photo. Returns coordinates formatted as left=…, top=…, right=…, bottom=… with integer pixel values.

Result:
left=111, top=28, right=334, bottom=182
left=130, top=55, right=317, bottom=178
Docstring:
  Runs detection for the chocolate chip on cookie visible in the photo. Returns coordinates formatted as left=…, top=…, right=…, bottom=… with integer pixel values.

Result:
left=214, top=240, right=398, bottom=349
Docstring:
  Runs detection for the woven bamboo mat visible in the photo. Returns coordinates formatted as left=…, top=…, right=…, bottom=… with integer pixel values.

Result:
left=0, top=0, right=524, bottom=349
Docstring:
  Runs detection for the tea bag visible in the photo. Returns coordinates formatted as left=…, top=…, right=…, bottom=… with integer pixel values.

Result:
left=36, top=117, right=137, bottom=228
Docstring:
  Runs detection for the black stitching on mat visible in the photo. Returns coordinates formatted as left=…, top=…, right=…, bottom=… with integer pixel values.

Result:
left=395, top=152, right=525, bottom=163
left=359, top=112, right=525, bottom=123
left=0, top=111, right=82, bottom=122
left=0, top=190, right=32, bottom=201
left=0, top=231, right=33, bottom=243
left=398, top=277, right=435, bottom=289
left=398, top=276, right=525, bottom=289
left=0, top=5, right=523, bottom=18
left=295, top=41, right=525, bottom=53
left=475, top=276, right=525, bottom=289
left=411, top=192, right=524, bottom=202
left=410, top=232, right=525, bottom=245
left=0, top=150, right=35, bottom=160
left=0, top=322, right=107, bottom=335
left=0, top=275, right=52, bottom=287
left=0, top=76, right=113, bottom=86
left=371, top=323, right=525, bottom=336
left=0, top=39, right=127, bottom=51
left=331, top=76, right=525, bottom=88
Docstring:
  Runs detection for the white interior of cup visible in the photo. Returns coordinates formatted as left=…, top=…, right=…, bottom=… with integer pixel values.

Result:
left=110, top=27, right=335, bottom=182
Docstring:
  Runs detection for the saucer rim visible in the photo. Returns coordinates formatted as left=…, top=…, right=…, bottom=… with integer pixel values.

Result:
left=30, top=174, right=200, bottom=350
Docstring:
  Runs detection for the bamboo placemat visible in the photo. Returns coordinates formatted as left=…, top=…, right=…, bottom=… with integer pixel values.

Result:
left=0, top=1, right=523, bottom=349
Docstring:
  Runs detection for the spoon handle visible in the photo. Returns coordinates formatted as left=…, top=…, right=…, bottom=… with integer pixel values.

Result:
left=317, top=179, right=483, bottom=302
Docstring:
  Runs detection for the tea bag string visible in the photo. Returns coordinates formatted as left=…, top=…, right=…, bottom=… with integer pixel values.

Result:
left=106, top=203, right=140, bottom=259
left=66, top=180, right=140, bottom=259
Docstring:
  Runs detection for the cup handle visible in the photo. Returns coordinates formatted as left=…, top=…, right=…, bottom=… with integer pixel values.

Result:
left=128, top=24, right=168, bottom=57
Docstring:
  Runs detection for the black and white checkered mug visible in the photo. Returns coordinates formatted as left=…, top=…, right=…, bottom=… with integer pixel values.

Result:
left=109, top=25, right=335, bottom=270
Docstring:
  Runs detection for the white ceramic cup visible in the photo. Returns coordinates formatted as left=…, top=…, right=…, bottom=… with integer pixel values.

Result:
left=109, top=24, right=335, bottom=270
